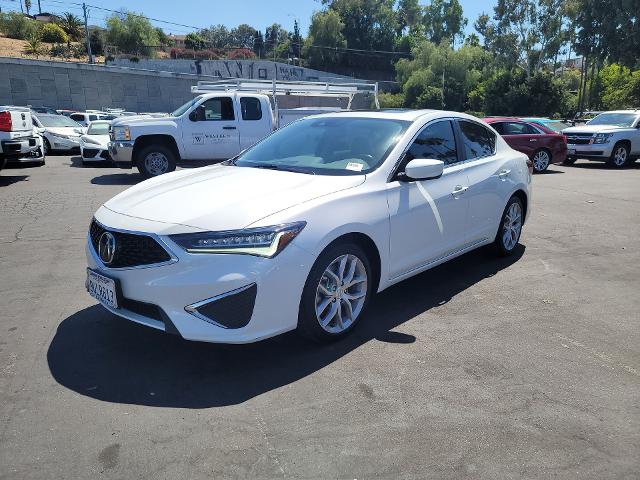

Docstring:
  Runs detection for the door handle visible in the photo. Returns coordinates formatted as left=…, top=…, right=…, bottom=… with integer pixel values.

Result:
left=223, top=126, right=237, bottom=130
left=451, top=185, right=468, bottom=197
left=498, top=168, right=511, bottom=179
left=529, top=139, right=537, bottom=142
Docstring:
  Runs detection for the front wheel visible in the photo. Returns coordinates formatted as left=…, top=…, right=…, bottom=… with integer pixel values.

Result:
left=42, top=137, right=51, bottom=155
left=298, top=242, right=373, bottom=342
left=532, top=149, right=551, bottom=173
left=607, top=142, right=629, bottom=168
left=495, top=196, right=524, bottom=256
left=136, top=144, right=177, bottom=178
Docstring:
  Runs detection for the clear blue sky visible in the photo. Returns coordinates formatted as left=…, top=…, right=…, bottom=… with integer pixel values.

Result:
left=1, top=0, right=496, bottom=37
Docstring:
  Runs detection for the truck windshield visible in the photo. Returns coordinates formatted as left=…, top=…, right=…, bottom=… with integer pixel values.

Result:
left=171, top=99, right=198, bottom=117
left=234, top=116, right=410, bottom=175
left=587, top=113, right=638, bottom=127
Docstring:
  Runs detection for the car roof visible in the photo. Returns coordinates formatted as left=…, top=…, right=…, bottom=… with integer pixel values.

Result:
left=483, top=117, right=523, bottom=122
left=311, top=109, right=488, bottom=123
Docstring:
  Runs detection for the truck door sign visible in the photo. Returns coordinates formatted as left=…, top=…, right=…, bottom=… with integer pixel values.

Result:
left=192, top=133, right=204, bottom=145
left=192, top=133, right=231, bottom=145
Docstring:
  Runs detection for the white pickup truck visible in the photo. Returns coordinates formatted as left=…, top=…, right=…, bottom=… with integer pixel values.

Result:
left=108, top=79, right=379, bottom=177
left=0, top=106, right=45, bottom=171
left=562, top=110, right=640, bottom=168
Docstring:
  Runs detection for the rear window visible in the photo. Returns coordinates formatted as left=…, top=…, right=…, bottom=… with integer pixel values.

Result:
left=240, top=97, right=262, bottom=121
left=70, top=114, right=84, bottom=121
left=459, top=120, right=496, bottom=159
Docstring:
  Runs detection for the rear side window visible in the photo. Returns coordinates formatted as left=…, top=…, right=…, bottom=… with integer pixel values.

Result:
left=503, top=122, right=538, bottom=135
left=491, top=122, right=506, bottom=134
left=70, top=114, right=84, bottom=122
left=240, top=97, right=262, bottom=121
left=89, top=115, right=98, bottom=121
left=405, top=120, right=458, bottom=166
left=458, top=120, right=496, bottom=159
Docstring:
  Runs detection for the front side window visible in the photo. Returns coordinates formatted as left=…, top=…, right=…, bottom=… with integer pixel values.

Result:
left=404, top=120, right=458, bottom=166
left=199, top=97, right=235, bottom=121
left=89, top=115, right=98, bottom=121
left=459, top=120, right=496, bottom=160
left=240, top=97, right=262, bottom=120
left=234, top=116, right=409, bottom=175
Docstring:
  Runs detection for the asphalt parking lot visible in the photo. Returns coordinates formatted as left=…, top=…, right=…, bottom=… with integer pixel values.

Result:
left=0, top=155, right=638, bottom=479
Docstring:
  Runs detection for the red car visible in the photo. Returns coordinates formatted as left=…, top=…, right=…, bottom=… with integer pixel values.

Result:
left=483, top=117, right=567, bottom=173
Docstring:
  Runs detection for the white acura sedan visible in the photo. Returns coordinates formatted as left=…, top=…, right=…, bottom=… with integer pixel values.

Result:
left=86, top=110, right=531, bottom=343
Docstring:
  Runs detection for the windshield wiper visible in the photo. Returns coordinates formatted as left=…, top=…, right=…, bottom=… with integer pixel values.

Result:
left=249, top=164, right=315, bottom=175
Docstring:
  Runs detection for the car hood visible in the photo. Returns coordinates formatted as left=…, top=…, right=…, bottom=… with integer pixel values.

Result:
left=111, top=114, right=167, bottom=126
left=104, top=165, right=365, bottom=231
left=562, top=124, right=626, bottom=134
left=81, top=134, right=110, bottom=147
left=45, top=126, right=84, bottom=136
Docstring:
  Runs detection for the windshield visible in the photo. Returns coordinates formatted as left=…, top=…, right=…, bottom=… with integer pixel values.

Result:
left=87, top=123, right=110, bottom=135
left=234, top=116, right=410, bottom=175
left=36, top=114, right=82, bottom=128
left=171, top=98, right=198, bottom=117
left=587, top=113, right=638, bottom=127
left=542, top=121, right=570, bottom=132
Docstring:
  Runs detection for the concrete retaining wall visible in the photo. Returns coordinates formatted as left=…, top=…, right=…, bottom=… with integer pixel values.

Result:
left=0, top=57, right=374, bottom=112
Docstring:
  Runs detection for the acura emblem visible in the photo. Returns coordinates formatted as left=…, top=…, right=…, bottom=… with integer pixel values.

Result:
left=98, top=231, right=117, bottom=265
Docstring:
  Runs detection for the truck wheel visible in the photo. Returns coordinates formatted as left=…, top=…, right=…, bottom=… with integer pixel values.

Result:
left=136, top=144, right=177, bottom=178
left=607, top=142, right=629, bottom=168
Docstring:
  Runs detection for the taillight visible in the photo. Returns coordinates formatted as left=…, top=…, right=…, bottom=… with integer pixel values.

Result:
left=526, top=158, right=533, bottom=174
left=0, top=111, right=12, bottom=132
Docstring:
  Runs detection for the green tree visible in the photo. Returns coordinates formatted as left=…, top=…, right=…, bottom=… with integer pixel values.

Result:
left=597, top=64, right=640, bottom=109
left=423, top=0, right=467, bottom=46
left=229, top=24, right=257, bottom=49
left=253, top=30, right=264, bottom=58
left=265, top=23, right=288, bottom=57
left=303, top=10, right=347, bottom=69
left=396, top=0, right=422, bottom=35
left=0, top=12, right=38, bottom=40
left=89, top=28, right=104, bottom=56
left=185, top=32, right=206, bottom=50
left=291, top=20, right=303, bottom=58
left=24, top=0, right=32, bottom=15
left=57, top=12, right=83, bottom=46
left=199, top=24, right=231, bottom=48
left=105, top=12, right=161, bottom=57
left=41, top=23, right=68, bottom=43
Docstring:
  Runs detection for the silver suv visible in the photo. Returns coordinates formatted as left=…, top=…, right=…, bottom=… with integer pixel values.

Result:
left=562, top=110, right=640, bottom=168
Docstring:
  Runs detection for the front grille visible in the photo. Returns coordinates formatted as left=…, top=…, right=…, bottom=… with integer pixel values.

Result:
left=120, top=297, right=165, bottom=321
left=83, top=148, right=99, bottom=158
left=566, top=133, right=593, bottom=145
left=89, top=219, right=172, bottom=268
left=100, top=150, right=111, bottom=160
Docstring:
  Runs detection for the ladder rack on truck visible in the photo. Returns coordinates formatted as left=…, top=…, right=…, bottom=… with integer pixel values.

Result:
left=191, top=79, right=379, bottom=128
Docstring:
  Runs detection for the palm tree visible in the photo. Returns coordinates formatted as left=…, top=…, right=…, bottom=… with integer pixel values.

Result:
left=24, top=35, right=43, bottom=58
left=57, top=12, right=83, bottom=47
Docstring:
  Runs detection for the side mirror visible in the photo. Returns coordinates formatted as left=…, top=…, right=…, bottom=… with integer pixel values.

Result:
left=188, top=109, right=199, bottom=122
left=404, top=159, right=444, bottom=181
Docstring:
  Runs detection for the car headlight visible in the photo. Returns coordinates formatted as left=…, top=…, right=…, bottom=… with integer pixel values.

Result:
left=592, top=133, right=613, bottom=144
left=112, top=126, right=131, bottom=141
left=169, top=222, right=306, bottom=258
left=81, top=135, right=101, bottom=145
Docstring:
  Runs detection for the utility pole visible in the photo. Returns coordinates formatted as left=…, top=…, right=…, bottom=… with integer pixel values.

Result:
left=82, top=3, right=94, bottom=64
left=37, top=0, right=41, bottom=14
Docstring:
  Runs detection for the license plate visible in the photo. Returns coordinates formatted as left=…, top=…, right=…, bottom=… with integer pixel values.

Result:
left=568, top=148, right=575, bottom=154
left=87, top=269, right=119, bottom=309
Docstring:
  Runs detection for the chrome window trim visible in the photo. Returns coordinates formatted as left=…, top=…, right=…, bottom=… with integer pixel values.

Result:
left=88, top=218, right=179, bottom=271
left=184, top=283, right=257, bottom=329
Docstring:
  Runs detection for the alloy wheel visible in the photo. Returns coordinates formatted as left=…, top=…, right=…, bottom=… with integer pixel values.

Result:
left=613, top=146, right=627, bottom=167
left=315, top=254, right=368, bottom=334
left=144, top=152, right=169, bottom=176
left=502, top=202, right=522, bottom=251
left=533, top=150, right=550, bottom=172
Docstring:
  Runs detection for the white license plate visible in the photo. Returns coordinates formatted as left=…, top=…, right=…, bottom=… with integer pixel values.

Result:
left=568, top=148, right=576, bottom=154
left=87, top=269, right=119, bottom=309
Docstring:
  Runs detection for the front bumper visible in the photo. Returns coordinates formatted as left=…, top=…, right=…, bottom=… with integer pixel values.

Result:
left=566, top=142, right=613, bottom=159
left=108, top=141, right=134, bottom=168
left=1, top=136, right=45, bottom=163
left=85, top=212, right=315, bottom=343
left=81, top=146, right=111, bottom=161
left=49, top=135, right=80, bottom=151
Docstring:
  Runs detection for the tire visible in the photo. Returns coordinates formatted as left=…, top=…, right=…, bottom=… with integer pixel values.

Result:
left=563, top=156, right=577, bottom=165
left=532, top=149, right=551, bottom=173
left=298, top=242, right=373, bottom=342
left=136, top=144, right=177, bottom=178
left=607, top=142, right=629, bottom=168
left=495, top=196, right=524, bottom=256
left=42, top=137, right=51, bottom=156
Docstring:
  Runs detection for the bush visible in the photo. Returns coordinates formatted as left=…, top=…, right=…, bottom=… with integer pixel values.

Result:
left=378, top=92, right=404, bottom=108
left=0, top=12, right=38, bottom=40
left=228, top=48, right=256, bottom=60
left=170, top=47, right=223, bottom=60
left=41, top=23, right=68, bottom=43
left=49, top=43, right=70, bottom=58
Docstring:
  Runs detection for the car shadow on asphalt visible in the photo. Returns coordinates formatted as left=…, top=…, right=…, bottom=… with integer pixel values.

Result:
left=47, top=245, right=524, bottom=408
left=571, top=160, right=640, bottom=170
left=0, top=174, right=29, bottom=186
left=91, top=173, right=142, bottom=185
